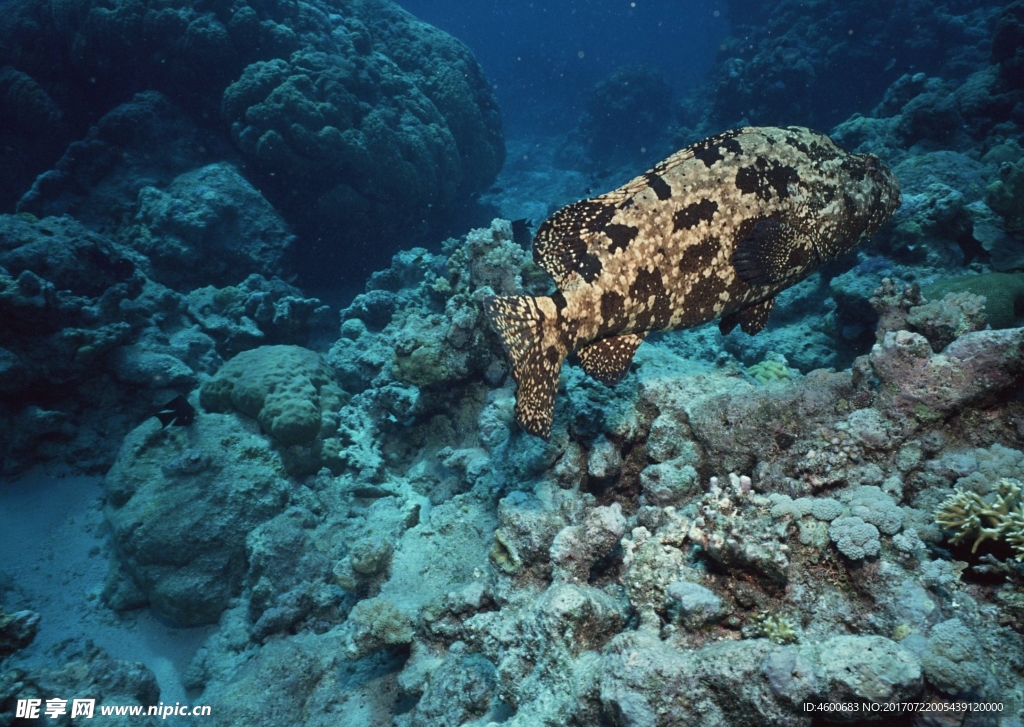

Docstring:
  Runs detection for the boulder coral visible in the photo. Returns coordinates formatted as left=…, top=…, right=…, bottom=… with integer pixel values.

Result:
left=200, top=345, right=343, bottom=447
left=103, top=411, right=289, bottom=625
left=0, top=0, right=504, bottom=278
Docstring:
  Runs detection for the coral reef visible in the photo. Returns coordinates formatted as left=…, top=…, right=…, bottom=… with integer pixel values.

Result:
left=0, top=210, right=332, bottom=474
left=0, top=642, right=163, bottom=726
left=707, top=0, right=1003, bottom=131
left=103, top=411, right=290, bottom=625
left=4, top=214, right=1024, bottom=724
left=935, top=478, right=1024, bottom=559
left=0, top=0, right=504, bottom=280
left=102, top=222, right=1024, bottom=723
left=127, top=162, right=294, bottom=290
left=16, top=91, right=233, bottom=232
left=6, top=0, right=1024, bottom=717
left=571, top=65, right=674, bottom=168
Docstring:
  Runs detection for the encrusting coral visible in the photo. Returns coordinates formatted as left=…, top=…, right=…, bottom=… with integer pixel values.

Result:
left=935, top=477, right=1024, bottom=560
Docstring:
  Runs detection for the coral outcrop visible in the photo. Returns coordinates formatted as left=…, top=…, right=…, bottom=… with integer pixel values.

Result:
left=200, top=345, right=343, bottom=447
left=77, top=219, right=1014, bottom=725
left=0, top=0, right=504, bottom=279
left=103, top=411, right=290, bottom=625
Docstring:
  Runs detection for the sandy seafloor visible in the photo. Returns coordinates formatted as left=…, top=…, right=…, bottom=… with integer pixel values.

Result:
left=0, top=468, right=212, bottom=722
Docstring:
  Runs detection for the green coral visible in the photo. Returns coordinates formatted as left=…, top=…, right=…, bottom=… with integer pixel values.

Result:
left=935, top=478, right=1024, bottom=560
left=745, top=612, right=799, bottom=644
left=921, top=273, right=1024, bottom=329
left=489, top=530, right=523, bottom=575
left=200, top=345, right=343, bottom=446
left=745, top=358, right=793, bottom=384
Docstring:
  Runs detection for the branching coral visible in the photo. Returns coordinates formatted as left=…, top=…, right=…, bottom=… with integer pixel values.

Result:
left=935, top=478, right=1024, bottom=560
left=744, top=612, right=799, bottom=644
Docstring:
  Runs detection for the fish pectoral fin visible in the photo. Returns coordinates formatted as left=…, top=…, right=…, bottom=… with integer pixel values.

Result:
left=533, top=201, right=610, bottom=286
left=484, top=295, right=567, bottom=440
left=732, top=218, right=816, bottom=287
left=719, top=297, right=775, bottom=336
left=576, top=332, right=646, bottom=386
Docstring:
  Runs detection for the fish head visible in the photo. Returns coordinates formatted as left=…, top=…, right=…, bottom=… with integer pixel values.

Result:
left=857, top=152, right=902, bottom=236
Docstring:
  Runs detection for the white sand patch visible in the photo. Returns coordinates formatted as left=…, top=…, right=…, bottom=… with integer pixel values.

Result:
left=0, top=467, right=215, bottom=711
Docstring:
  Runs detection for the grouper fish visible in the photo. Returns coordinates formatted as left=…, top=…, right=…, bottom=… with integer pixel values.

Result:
left=484, top=126, right=901, bottom=439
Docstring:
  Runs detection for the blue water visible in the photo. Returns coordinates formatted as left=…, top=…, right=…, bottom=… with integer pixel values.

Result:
left=396, top=0, right=728, bottom=132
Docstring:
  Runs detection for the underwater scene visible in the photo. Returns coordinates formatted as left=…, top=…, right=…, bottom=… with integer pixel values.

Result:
left=2, top=0, right=1024, bottom=724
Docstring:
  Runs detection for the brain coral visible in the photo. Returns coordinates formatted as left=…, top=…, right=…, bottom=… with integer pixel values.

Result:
left=829, top=516, right=881, bottom=560
left=200, top=345, right=342, bottom=446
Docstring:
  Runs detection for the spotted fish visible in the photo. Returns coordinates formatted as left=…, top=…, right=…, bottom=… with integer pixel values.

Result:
left=484, top=126, right=901, bottom=439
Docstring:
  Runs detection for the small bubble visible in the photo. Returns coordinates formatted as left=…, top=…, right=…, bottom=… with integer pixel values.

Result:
left=713, top=9, right=720, bottom=16
left=630, top=2, right=636, bottom=6
left=577, top=50, right=585, bottom=58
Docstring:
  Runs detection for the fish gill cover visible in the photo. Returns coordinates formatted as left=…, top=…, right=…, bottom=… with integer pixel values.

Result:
left=1, top=0, right=1024, bottom=725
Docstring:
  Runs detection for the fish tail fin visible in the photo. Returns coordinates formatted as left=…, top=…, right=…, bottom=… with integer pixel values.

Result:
left=483, top=295, right=568, bottom=440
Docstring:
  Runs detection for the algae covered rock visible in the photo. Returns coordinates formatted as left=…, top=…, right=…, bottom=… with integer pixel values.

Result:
left=0, top=643, right=162, bottom=726
left=921, top=273, right=1024, bottom=330
left=906, top=290, right=988, bottom=351
left=103, top=411, right=289, bottom=625
left=0, top=608, right=40, bottom=658
left=200, top=345, right=343, bottom=446
left=812, top=635, right=923, bottom=705
left=986, top=158, right=1024, bottom=235
left=131, top=163, right=294, bottom=289
left=920, top=618, right=992, bottom=695
left=870, top=327, right=1024, bottom=424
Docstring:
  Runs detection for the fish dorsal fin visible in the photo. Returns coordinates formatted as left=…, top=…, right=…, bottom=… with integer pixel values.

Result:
left=576, top=332, right=646, bottom=385
left=719, top=297, right=775, bottom=336
left=533, top=200, right=615, bottom=287
left=732, top=218, right=818, bottom=287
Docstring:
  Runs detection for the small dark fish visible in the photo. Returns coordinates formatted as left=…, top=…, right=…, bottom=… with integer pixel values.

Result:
left=511, top=218, right=533, bottom=247
left=88, top=245, right=136, bottom=281
left=112, top=258, right=136, bottom=280
left=155, top=394, right=196, bottom=428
